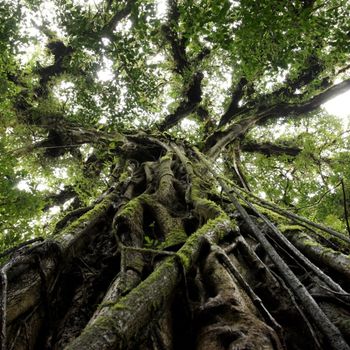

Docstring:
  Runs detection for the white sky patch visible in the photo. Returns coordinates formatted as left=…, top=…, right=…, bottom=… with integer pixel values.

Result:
left=73, top=0, right=103, bottom=7
left=49, top=206, right=61, bottom=215
left=229, top=0, right=240, bottom=7
left=98, top=115, right=108, bottom=124
left=37, top=183, right=49, bottom=191
left=202, top=65, right=233, bottom=116
left=63, top=198, right=75, bottom=210
left=265, top=66, right=290, bottom=91
left=101, top=37, right=111, bottom=47
left=79, top=145, right=94, bottom=161
left=155, top=0, right=168, bottom=19
left=147, top=53, right=166, bottom=65
left=97, top=57, right=114, bottom=82
left=115, top=18, right=133, bottom=34
left=17, top=180, right=31, bottom=192
left=322, top=89, right=350, bottom=128
left=285, top=172, right=293, bottom=180
left=53, top=167, right=68, bottom=179
left=53, top=81, right=75, bottom=102
left=181, top=118, right=199, bottom=131
left=133, top=119, right=141, bottom=127
left=18, top=178, right=49, bottom=192
left=258, top=191, right=267, bottom=199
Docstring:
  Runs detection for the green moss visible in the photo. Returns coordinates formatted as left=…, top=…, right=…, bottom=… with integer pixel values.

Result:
left=303, top=238, right=320, bottom=247
left=159, top=228, right=187, bottom=249
left=278, top=224, right=304, bottom=232
left=99, top=301, right=123, bottom=309
left=119, top=171, right=129, bottom=182
left=56, top=192, right=116, bottom=238
left=138, top=193, right=156, bottom=207
left=109, top=256, right=178, bottom=313
left=177, top=214, right=231, bottom=270
left=255, top=205, right=287, bottom=223
left=113, top=303, right=126, bottom=310
left=160, top=153, right=173, bottom=162
left=117, top=196, right=143, bottom=218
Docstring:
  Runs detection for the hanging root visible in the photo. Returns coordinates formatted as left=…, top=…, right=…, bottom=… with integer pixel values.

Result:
left=284, top=229, right=350, bottom=281
left=194, top=148, right=350, bottom=350
left=192, top=240, right=283, bottom=350
left=66, top=216, right=233, bottom=350
left=4, top=141, right=350, bottom=350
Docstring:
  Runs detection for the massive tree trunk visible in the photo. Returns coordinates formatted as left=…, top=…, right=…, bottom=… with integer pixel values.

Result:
left=1, top=134, right=350, bottom=350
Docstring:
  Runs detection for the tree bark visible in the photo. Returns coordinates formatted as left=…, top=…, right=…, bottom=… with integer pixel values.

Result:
left=1, top=138, right=350, bottom=350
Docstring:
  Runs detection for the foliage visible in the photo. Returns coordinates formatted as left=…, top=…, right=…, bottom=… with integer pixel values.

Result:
left=0, top=0, right=350, bottom=252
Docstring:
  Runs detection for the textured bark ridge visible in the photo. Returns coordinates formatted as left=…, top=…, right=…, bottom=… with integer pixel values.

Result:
left=1, top=137, right=350, bottom=350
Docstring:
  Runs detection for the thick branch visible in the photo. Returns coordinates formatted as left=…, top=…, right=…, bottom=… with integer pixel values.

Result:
left=35, top=40, right=73, bottom=97
left=261, top=78, right=350, bottom=122
left=204, top=118, right=257, bottom=158
left=158, top=72, right=204, bottom=131
left=219, top=54, right=325, bottom=128
left=101, top=0, right=135, bottom=38
left=278, top=53, right=324, bottom=97
left=43, top=186, right=78, bottom=211
left=161, top=0, right=188, bottom=74
left=219, top=77, right=248, bottom=127
left=204, top=79, right=350, bottom=156
left=241, top=141, right=302, bottom=157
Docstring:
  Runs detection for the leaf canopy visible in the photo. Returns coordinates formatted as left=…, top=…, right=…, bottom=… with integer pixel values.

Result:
left=0, top=0, right=350, bottom=248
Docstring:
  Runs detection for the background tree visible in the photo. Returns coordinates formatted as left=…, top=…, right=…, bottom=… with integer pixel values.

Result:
left=0, top=0, right=350, bottom=349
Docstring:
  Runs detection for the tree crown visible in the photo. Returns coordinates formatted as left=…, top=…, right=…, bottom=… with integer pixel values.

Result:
left=1, top=0, right=350, bottom=249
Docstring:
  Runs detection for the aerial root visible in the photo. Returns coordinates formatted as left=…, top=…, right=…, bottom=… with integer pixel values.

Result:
left=285, top=229, right=350, bottom=281
left=193, top=243, right=283, bottom=350
left=212, top=244, right=284, bottom=345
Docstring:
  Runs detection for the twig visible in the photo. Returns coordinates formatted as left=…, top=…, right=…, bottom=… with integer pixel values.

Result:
left=295, top=180, right=342, bottom=211
left=341, top=179, right=350, bottom=236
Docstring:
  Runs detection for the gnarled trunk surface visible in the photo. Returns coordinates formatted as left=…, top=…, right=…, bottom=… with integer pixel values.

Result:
left=1, top=137, right=350, bottom=350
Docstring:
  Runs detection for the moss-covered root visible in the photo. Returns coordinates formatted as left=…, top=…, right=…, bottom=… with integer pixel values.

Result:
left=284, top=229, right=350, bottom=281
left=57, top=190, right=120, bottom=255
left=194, top=250, right=282, bottom=350
left=65, top=216, right=233, bottom=350
left=156, top=152, right=176, bottom=206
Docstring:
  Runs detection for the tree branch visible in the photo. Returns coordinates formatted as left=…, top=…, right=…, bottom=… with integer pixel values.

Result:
left=34, top=40, right=73, bottom=98
left=341, top=179, right=350, bottom=236
left=158, top=72, right=204, bottom=131
left=219, top=77, right=248, bottom=127
left=265, top=78, right=350, bottom=121
left=101, top=0, right=135, bottom=38
left=204, top=78, right=350, bottom=157
left=219, top=53, right=326, bottom=128
left=241, top=141, right=302, bottom=157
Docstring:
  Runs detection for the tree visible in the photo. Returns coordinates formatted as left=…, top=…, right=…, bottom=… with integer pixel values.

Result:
left=1, top=0, right=350, bottom=349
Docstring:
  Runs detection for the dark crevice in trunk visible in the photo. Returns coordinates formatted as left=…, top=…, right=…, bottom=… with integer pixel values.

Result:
left=45, top=223, right=117, bottom=349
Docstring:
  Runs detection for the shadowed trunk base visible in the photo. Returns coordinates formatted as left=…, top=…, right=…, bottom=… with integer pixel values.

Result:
left=2, top=142, right=349, bottom=350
